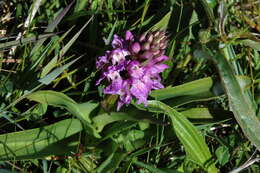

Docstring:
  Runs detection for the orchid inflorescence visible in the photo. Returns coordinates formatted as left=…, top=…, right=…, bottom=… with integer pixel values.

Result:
left=96, top=30, right=169, bottom=110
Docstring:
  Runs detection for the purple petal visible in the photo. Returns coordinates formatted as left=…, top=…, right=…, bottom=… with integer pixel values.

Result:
left=112, top=34, right=124, bottom=48
left=104, top=78, right=123, bottom=94
left=145, top=64, right=169, bottom=75
left=130, top=79, right=150, bottom=105
left=110, top=49, right=129, bottom=65
left=96, top=55, right=108, bottom=69
left=152, top=55, right=168, bottom=64
left=151, top=79, right=164, bottom=89
left=116, top=101, right=124, bottom=111
left=106, top=68, right=121, bottom=81
left=127, top=61, right=144, bottom=79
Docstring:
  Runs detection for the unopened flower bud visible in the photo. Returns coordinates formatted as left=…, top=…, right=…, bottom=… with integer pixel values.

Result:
left=147, top=33, right=154, bottom=43
left=153, top=31, right=160, bottom=37
left=142, top=42, right=150, bottom=51
left=131, top=42, right=141, bottom=54
left=139, top=32, right=147, bottom=42
left=153, top=49, right=161, bottom=56
left=152, top=38, right=161, bottom=45
left=140, top=51, right=153, bottom=59
left=125, top=31, right=134, bottom=41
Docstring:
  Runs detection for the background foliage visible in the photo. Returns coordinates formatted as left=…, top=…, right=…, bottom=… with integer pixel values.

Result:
left=0, top=0, right=259, bottom=172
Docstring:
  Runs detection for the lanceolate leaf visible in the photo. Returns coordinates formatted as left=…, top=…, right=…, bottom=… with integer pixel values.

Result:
left=150, top=76, right=251, bottom=107
left=181, top=108, right=232, bottom=123
left=208, top=50, right=260, bottom=150
left=26, top=90, right=100, bottom=138
left=0, top=119, right=82, bottom=160
left=150, top=77, right=218, bottom=101
left=147, top=100, right=218, bottom=173
left=92, top=110, right=164, bottom=132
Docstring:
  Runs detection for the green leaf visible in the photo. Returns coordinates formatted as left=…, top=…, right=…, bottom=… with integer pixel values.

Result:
left=150, top=10, right=172, bottom=31
left=26, top=90, right=100, bottom=138
left=114, top=130, right=146, bottom=152
left=242, top=39, right=260, bottom=51
left=100, top=122, right=137, bottom=142
left=92, top=109, right=164, bottom=132
left=198, top=0, right=215, bottom=26
left=151, top=77, right=217, bottom=101
left=207, top=49, right=260, bottom=150
left=0, top=119, right=82, bottom=160
left=147, top=100, right=218, bottom=173
left=150, top=76, right=251, bottom=107
left=96, top=149, right=126, bottom=173
left=215, top=146, right=230, bottom=166
left=181, top=108, right=232, bottom=123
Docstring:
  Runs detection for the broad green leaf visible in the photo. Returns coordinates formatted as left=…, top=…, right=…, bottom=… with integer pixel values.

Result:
left=150, top=76, right=251, bottom=107
left=114, top=130, right=145, bottom=152
left=181, top=108, right=232, bottom=123
left=207, top=49, right=260, bottom=150
left=147, top=100, right=218, bottom=173
left=100, top=122, right=137, bottom=142
left=0, top=119, right=82, bottom=160
left=151, top=77, right=217, bottom=101
left=134, top=103, right=232, bottom=124
left=92, top=109, right=164, bottom=132
left=215, top=146, right=230, bottom=166
left=26, top=90, right=100, bottom=138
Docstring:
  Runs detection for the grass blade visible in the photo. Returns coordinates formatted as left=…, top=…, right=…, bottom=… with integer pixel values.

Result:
left=38, top=57, right=80, bottom=85
left=0, top=33, right=57, bottom=49
left=30, top=0, right=75, bottom=55
left=41, top=15, right=94, bottom=77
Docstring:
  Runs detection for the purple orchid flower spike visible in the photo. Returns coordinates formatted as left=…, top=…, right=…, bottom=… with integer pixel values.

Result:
left=96, top=30, right=169, bottom=110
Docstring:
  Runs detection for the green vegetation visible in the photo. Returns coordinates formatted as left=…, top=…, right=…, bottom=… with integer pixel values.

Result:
left=0, top=0, right=259, bottom=172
